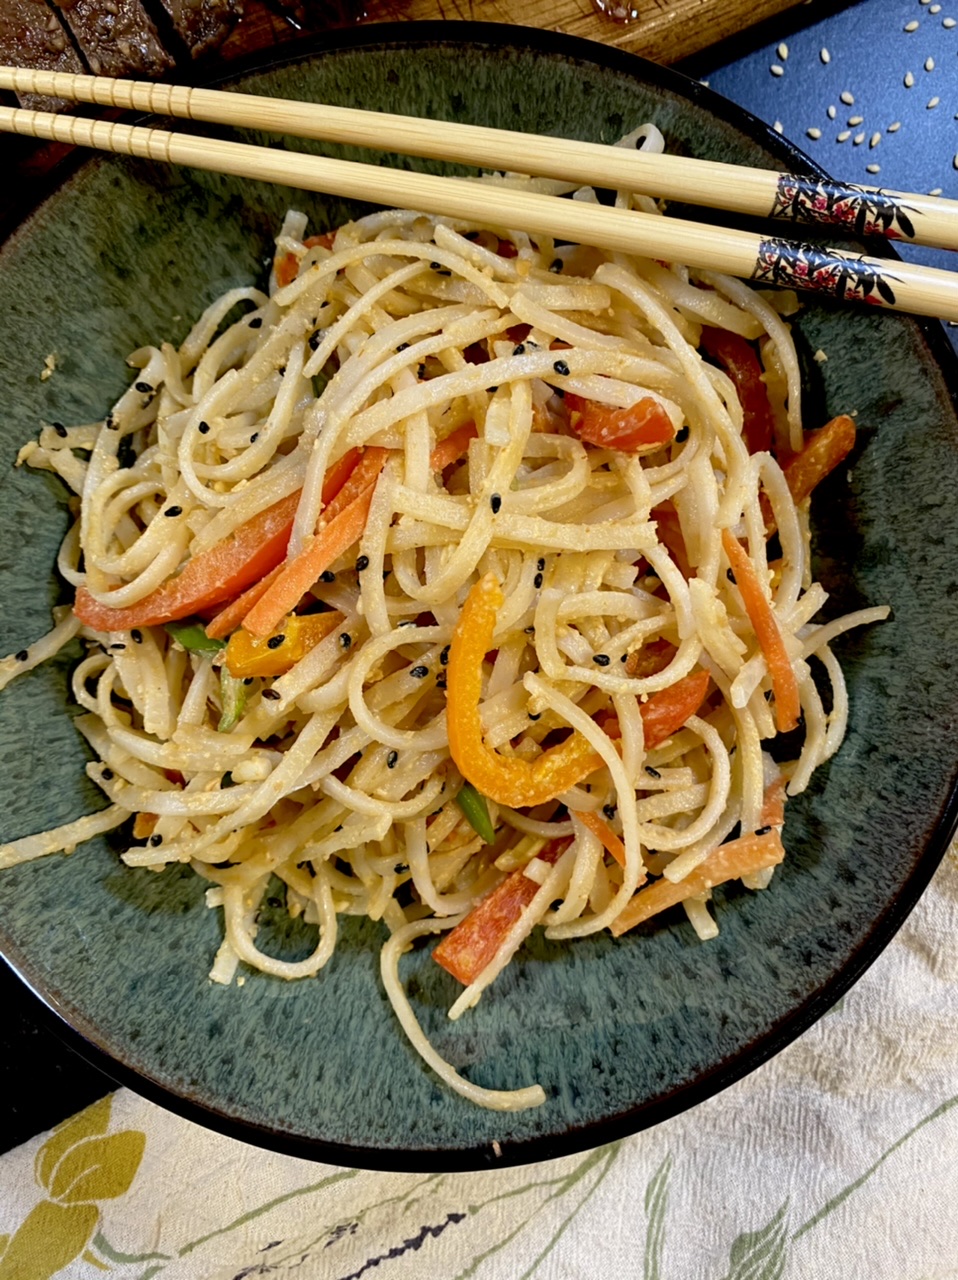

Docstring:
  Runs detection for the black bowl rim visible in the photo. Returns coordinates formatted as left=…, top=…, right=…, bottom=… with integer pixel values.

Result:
left=3, top=18, right=958, bottom=1174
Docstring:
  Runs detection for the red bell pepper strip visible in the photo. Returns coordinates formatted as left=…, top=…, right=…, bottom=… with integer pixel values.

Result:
left=700, top=327, right=775, bottom=455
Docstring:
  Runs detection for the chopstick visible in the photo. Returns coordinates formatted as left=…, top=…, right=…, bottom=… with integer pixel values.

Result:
left=4, top=65, right=957, bottom=254
left=2, top=96, right=958, bottom=322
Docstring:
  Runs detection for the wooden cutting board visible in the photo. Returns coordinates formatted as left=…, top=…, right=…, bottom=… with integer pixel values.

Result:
left=221, top=0, right=802, bottom=70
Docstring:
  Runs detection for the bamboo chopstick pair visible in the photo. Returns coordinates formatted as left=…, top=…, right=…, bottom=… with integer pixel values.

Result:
left=2, top=65, right=958, bottom=322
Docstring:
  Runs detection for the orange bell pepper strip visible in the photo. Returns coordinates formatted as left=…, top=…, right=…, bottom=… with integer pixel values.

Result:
left=565, top=393, right=677, bottom=454
left=763, top=414, right=856, bottom=535
left=274, top=232, right=338, bottom=288
left=610, top=827, right=785, bottom=937
left=722, top=529, right=800, bottom=733
left=446, top=574, right=602, bottom=808
left=783, top=414, right=856, bottom=504
left=433, top=836, right=571, bottom=984
left=225, top=610, right=342, bottom=678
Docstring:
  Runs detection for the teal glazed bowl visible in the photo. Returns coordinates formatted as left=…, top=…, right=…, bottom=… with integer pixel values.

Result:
left=1, top=25, right=957, bottom=1172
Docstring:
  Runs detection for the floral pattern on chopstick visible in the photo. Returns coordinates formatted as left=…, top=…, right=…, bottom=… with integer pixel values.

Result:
left=753, top=238, right=903, bottom=306
left=771, top=175, right=919, bottom=241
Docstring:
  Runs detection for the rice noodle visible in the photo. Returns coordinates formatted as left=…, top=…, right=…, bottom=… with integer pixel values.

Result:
left=0, top=162, right=886, bottom=1110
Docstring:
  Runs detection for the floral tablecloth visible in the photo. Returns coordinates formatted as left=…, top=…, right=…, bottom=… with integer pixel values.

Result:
left=2, top=847, right=956, bottom=1280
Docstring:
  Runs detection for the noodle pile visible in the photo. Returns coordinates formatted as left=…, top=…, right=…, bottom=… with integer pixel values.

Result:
left=0, top=139, right=888, bottom=1110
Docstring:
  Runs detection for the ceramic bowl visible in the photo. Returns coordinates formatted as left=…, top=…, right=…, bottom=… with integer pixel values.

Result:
left=1, top=24, right=957, bottom=1171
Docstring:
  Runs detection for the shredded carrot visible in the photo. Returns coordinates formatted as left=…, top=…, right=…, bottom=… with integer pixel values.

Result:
left=205, top=565, right=284, bottom=640
left=204, top=449, right=362, bottom=640
left=610, top=828, right=785, bottom=937
left=429, top=421, right=477, bottom=473
left=760, top=776, right=788, bottom=828
left=243, top=480, right=380, bottom=638
left=573, top=808, right=627, bottom=869
left=722, top=530, right=800, bottom=733
left=446, top=574, right=602, bottom=808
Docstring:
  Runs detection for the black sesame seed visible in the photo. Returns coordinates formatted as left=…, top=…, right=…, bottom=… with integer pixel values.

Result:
left=249, top=316, right=263, bottom=329
left=394, top=862, right=407, bottom=874
left=525, top=625, right=535, bottom=635
left=488, top=385, right=498, bottom=393
left=105, top=415, right=116, bottom=431
left=513, top=343, right=526, bottom=355
left=528, top=711, right=541, bottom=721
left=355, top=555, right=369, bottom=573
left=320, top=570, right=336, bottom=583
left=110, top=642, right=126, bottom=651
left=553, top=359, right=570, bottom=376
left=149, top=833, right=164, bottom=847
left=198, top=421, right=210, bottom=435
left=534, top=572, right=543, bottom=589
left=131, top=629, right=143, bottom=643
left=249, top=433, right=259, bottom=444
left=593, top=653, right=611, bottom=666
left=490, top=493, right=502, bottom=514
left=537, top=557, right=545, bottom=571
left=340, top=633, right=352, bottom=650
left=409, top=665, right=429, bottom=679
left=645, top=766, right=662, bottom=779
left=549, top=257, right=563, bottom=273
left=727, top=568, right=737, bottom=584
left=620, top=653, right=628, bottom=663
left=439, top=645, right=450, bottom=665
left=164, top=505, right=183, bottom=518
left=15, top=649, right=28, bottom=662
left=603, top=804, right=616, bottom=819
left=102, top=768, right=114, bottom=781
left=135, top=381, right=153, bottom=393
left=397, top=342, right=410, bottom=352
left=675, top=425, right=690, bottom=443
left=387, top=750, right=398, bottom=769
left=53, top=422, right=68, bottom=438
left=417, top=364, right=426, bottom=378
left=755, top=825, right=772, bottom=836
left=263, top=688, right=281, bottom=700
left=266, top=634, right=286, bottom=650
left=430, top=261, right=442, bottom=270
left=308, top=332, right=322, bottom=351
left=243, top=677, right=254, bottom=686
left=335, top=824, right=343, bottom=833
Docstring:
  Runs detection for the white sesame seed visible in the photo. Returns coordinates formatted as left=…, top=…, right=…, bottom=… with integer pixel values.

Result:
left=930, top=2, right=941, bottom=10
left=866, top=164, right=881, bottom=174
left=848, top=115, right=864, bottom=125
left=700, top=79, right=710, bottom=87
left=870, top=132, right=881, bottom=147
left=925, top=56, right=935, bottom=69
left=944, top=16, right=957, bottom=26
left=837, top=130, right=851, bottom=142
left=777, top=42, right=789, bottom=59
left=853, top=131, right=866, bottom=145
left=770, top=64, right=785, bottom=76
left=840, top=90, right=855, bottom=104
left=773, top=120, right=784, bottom=134
left=820, top=47, right=831, bottom=63
left=928, top=95, right=940, bottom=108
left=827, top=105, right=837, bottom=119
left=930, top=187, right=943, bottom=195
left=806, top=127, right=822, bottom=140
left=920, top=0, right=930, bottom=5
left=904, top=71, right=915, bottom=86
left=887, top=121, right=901, bottom=132
left=904, top=18, right=920, bottom=30
left=954, top=154, right=958, bottom=169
